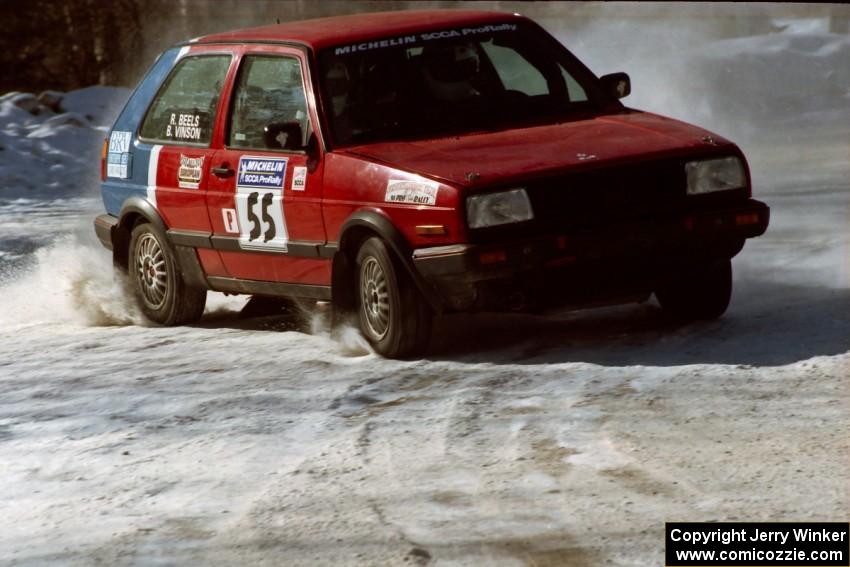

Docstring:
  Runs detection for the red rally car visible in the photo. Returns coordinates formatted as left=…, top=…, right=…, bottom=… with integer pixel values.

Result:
left=94, top=10, right=769, bottom=357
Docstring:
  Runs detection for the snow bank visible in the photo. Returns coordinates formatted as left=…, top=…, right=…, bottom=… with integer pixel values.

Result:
left=0, top=87, right=129, bottom=201
left=59, top=86, right=130, bottom=126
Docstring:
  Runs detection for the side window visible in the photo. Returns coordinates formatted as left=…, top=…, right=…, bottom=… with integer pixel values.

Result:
left=481, top=41, right=548, bottom=96
left=561, top=67, right=588, bottom=102
left=139, top=55, right=231, bottom=146
left=228, top=55, right=310, bottom=151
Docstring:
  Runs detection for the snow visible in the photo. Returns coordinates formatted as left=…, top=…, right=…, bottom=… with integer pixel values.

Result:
left=60, top=86, right=131, bottom=126
left=1, top=19, right=848, bottom=567
left=0, top=86, right=128, bottom=202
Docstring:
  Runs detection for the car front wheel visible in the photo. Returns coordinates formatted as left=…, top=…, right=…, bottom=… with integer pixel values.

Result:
left=355, top=237, right=431, bottom=358
left=129, top=222, right=206, bottom=325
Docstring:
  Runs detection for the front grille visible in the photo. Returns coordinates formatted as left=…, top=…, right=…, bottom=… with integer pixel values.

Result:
left=468, top=157, right=752, bottom=243
left=469, top=158, right=697, bottom=244
left=529, top=158, right=686, bottom=229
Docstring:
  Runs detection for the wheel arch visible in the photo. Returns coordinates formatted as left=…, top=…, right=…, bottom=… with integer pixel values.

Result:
left=113, top=197, right=169, bottom=271
left=332, top=209, right=443, bottom=314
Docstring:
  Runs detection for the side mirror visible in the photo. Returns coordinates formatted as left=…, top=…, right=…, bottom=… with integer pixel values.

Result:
left=599, top=72, right=631, bottom=99
left=263, top=121, right=304, bottom=150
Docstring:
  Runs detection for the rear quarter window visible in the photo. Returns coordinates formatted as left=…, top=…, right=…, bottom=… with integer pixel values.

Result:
left=139, top=55, right=231, bottom=146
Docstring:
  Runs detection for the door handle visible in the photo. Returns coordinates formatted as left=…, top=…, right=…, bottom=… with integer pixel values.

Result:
left=212, top=166, right=234, bottom=178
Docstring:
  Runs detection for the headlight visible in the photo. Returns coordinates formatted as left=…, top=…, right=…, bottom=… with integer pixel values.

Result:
left=466, top=188, right=534, bottom=229
left=685, top=156, right=746, bottom=195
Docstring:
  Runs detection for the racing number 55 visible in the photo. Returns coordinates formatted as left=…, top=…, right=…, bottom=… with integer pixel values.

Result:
left=235, top=156, right=289, bottom=251
left=246, top=191, right=277, bottom=243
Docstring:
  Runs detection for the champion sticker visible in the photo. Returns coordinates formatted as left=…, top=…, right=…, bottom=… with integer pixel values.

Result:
left=177, top=155, right=203, bottom=189
left=385, top=179, right=439, bottom=206
left=106, top=130, right=132, bottom=179
left=291, top=166, right=307, bottom=191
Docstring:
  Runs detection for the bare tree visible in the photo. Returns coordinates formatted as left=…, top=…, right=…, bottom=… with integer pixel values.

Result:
left=0, top=0, right=143, bottom=92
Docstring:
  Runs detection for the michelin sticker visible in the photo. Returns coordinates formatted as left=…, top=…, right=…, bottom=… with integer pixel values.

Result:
left=106, top=130, right=132, bottom=179
left=234, top=156, right=289, bottom=251
left=385, top=179, right=439, bottom=206
left=177, top=155, right=203, bottom=189
left=291, top=166, right=307, bottom=191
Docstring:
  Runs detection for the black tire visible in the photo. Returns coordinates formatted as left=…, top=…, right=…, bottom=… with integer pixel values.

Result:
left=128, top=222, right=206, bottom=325
left=355, top=237, right=431, bottom=358
left=655, top=258, right=732, bottom=321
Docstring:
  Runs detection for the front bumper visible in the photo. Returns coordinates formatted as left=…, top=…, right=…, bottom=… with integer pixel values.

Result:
left=413, top=199, right=770, bottom=312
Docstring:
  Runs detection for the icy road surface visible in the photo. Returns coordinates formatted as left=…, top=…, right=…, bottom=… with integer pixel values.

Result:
left=1, top=21, right=849, bottom=567
left=0, top=178, right=847, bottom=566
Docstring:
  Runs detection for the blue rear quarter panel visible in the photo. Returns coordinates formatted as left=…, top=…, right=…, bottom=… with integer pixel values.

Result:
left=101, top=47, right=183, bottom=216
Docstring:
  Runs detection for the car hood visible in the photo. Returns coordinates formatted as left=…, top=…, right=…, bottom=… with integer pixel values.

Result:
left=341, top=110, right=735, bottom=189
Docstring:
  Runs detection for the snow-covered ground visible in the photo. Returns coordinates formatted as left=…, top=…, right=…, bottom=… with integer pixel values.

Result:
left=1, top=18, right=848, bottom=567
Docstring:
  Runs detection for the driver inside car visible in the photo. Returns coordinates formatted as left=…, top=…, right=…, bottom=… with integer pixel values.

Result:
left=324, top=61, right=355, bottom=141
left=421, top=42, right=482, bottom=103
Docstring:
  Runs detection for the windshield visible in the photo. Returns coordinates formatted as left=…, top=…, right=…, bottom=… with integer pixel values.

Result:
left=318, top=21, right=619, bottom=146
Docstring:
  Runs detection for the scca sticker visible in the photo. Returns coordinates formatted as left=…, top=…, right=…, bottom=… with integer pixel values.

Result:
left=385, top=179, right=439, bottom=206
left=291, top=166, right=307, bottom=191
left=177, top=155, right=203, bottom=189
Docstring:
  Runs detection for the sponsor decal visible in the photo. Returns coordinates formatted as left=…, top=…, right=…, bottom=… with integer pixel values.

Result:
left=108, top=130, right=131, bottom=153
left=221, top=208, right=239, bottom=234
left=165, top=112, right=203, bottom=141
left=291, top=166, right=307, bottom=191
left=235, top=156, right=289, bottom=251
left=177, top=155, right=203, bottom=189
left=106, top=130, right=132, bottom=179
left=107, top=152, right=131, bottom=179
left=333, top=23, right=518, bottom=56
left=237, top=156, right=287, bottom=190
left=385, top=179, right=439, bottom=206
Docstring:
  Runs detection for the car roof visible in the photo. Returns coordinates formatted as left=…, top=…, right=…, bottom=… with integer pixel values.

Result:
left=193, top=10, right=526, bottom=51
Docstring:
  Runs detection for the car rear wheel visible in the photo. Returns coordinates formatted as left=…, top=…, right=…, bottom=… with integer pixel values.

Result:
left=129, top=222, right=206, bottom=325
left=655, top=258, right=732, bottom=321
left=355, top=237, right=431, bottom=358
